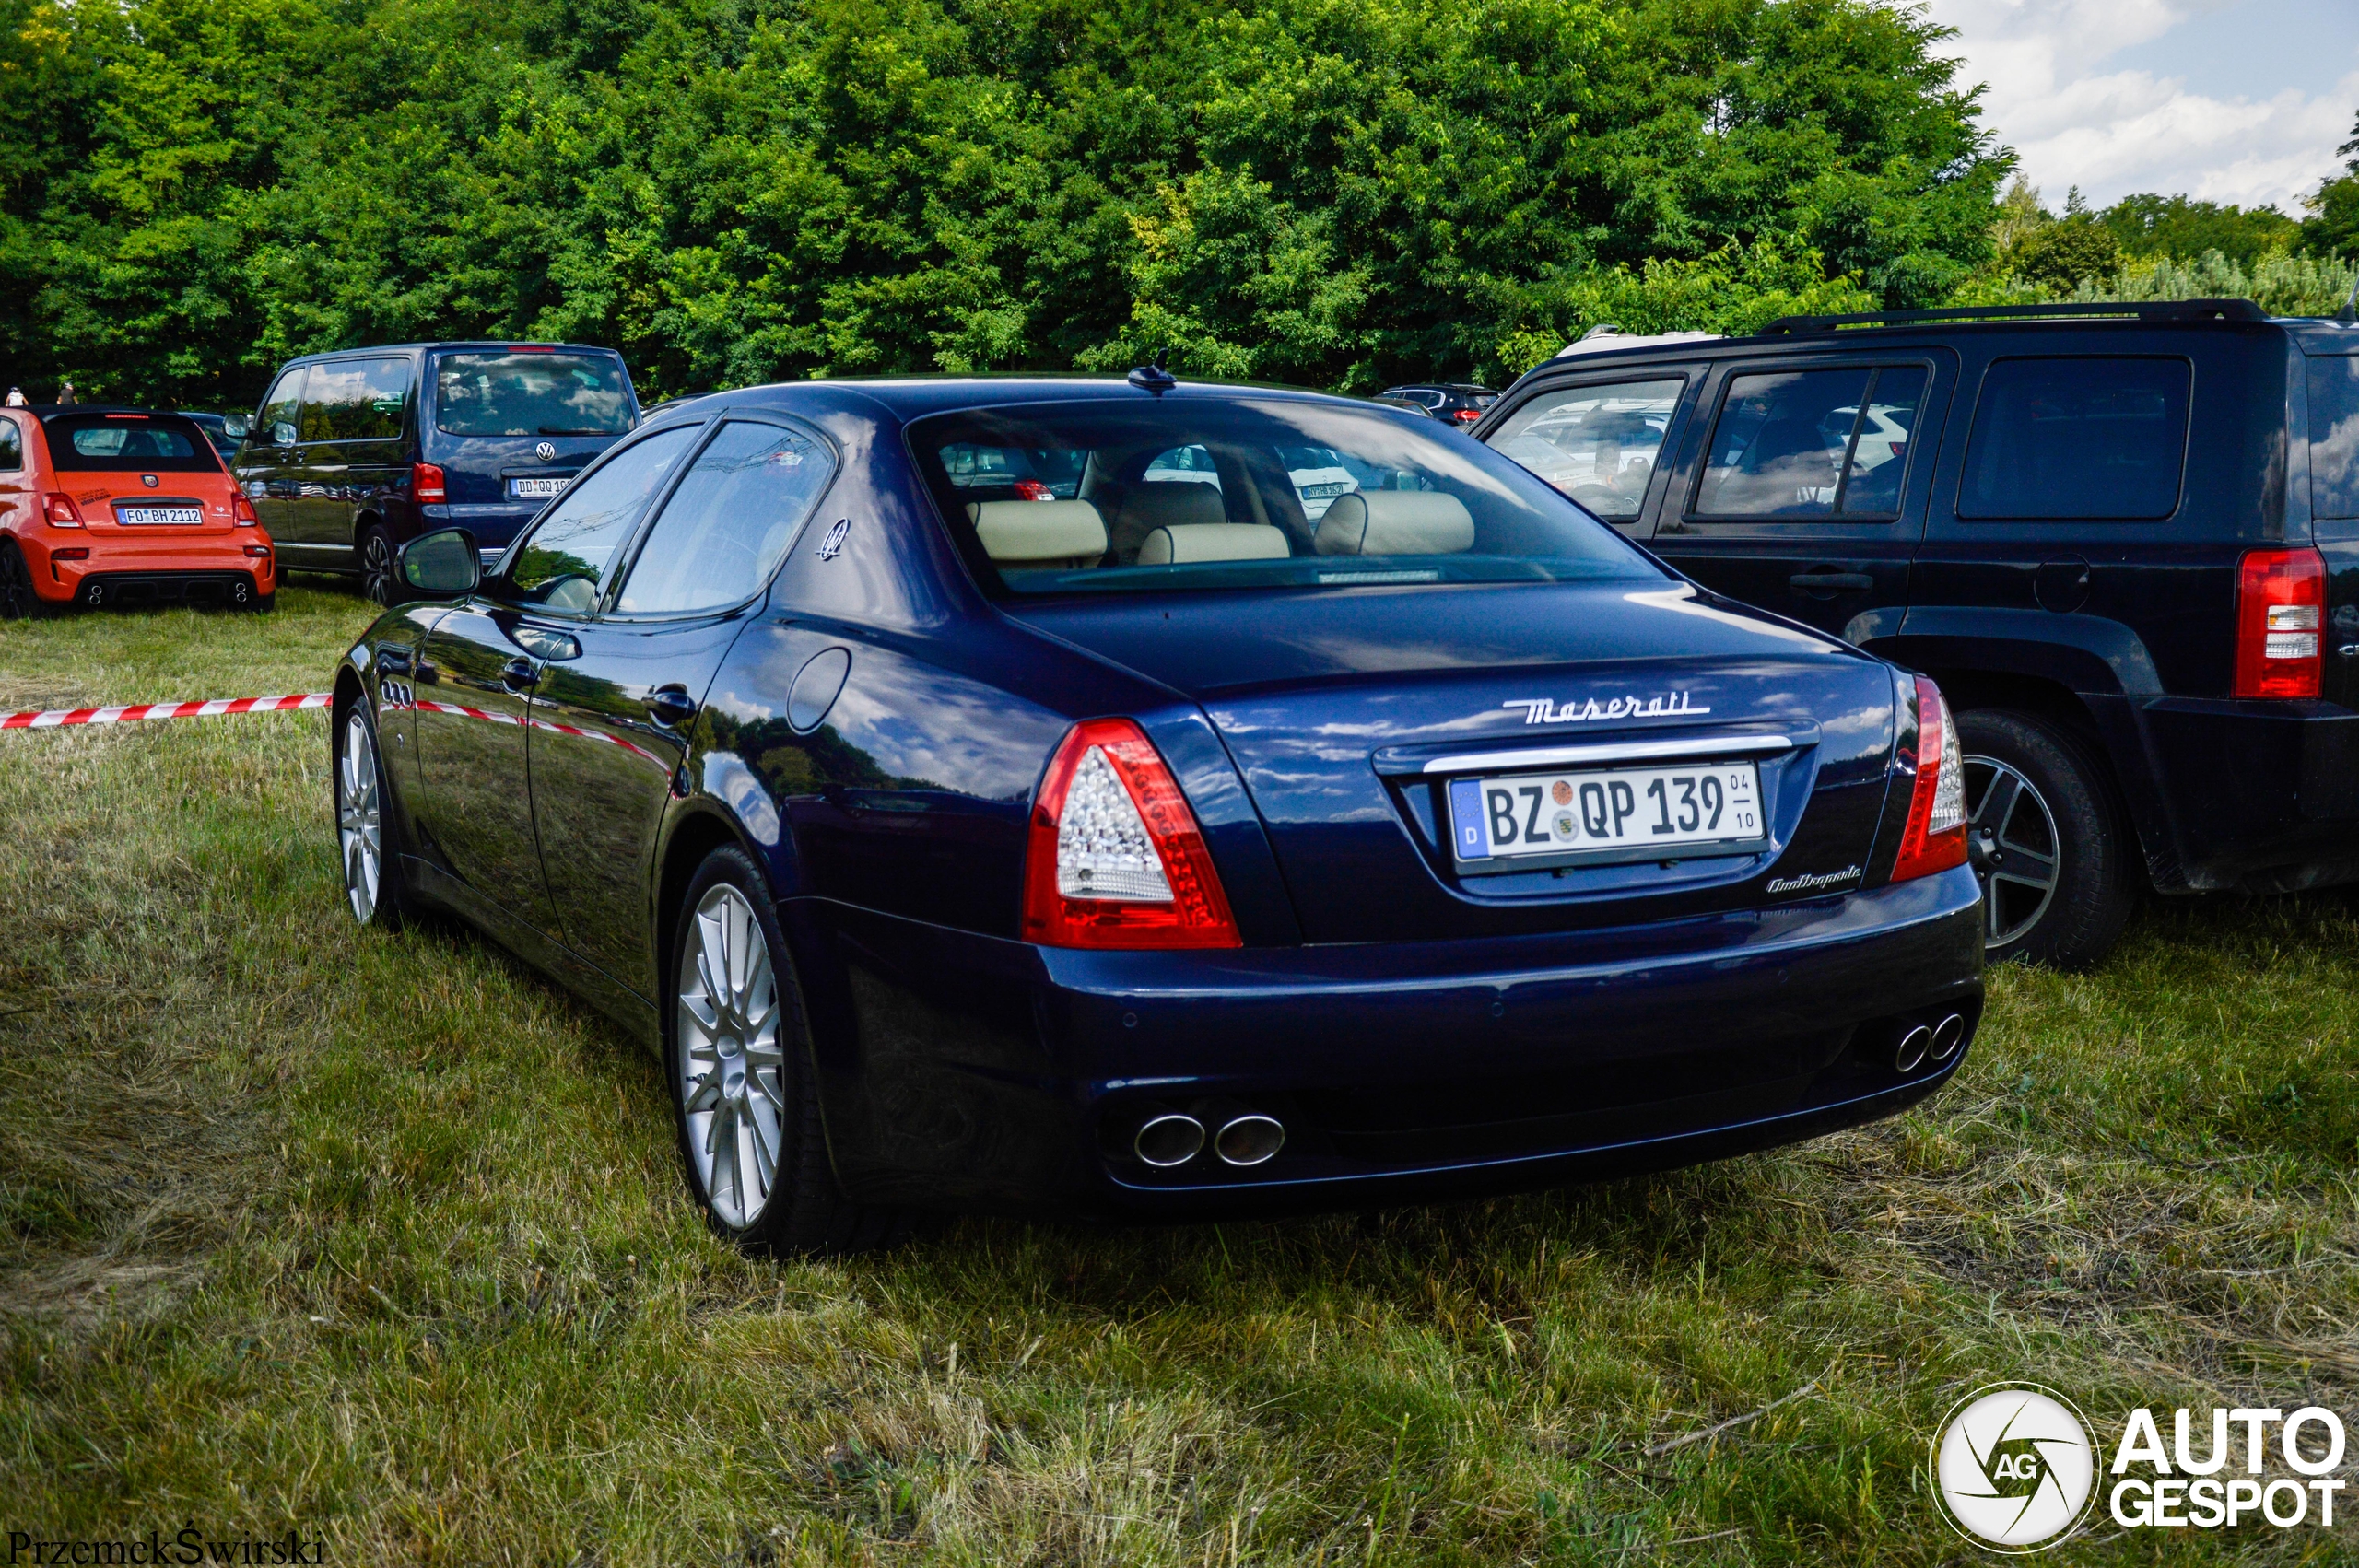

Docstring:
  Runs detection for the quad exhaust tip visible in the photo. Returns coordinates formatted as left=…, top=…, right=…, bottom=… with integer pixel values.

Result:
left=1930, top=1012, right=1965, bottom=1062
left=1214, top=1114, right=1285, bottom=1167
left=1892, top=1012, right=1967, bottom=1072
left=1893, top=1024, right=1933, bottom=1073
left=1134, top=1113, right=1206, bottom=1168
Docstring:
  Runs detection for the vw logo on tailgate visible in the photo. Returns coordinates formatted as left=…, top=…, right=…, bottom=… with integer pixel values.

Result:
left=534, top=440, right=557, bottom=462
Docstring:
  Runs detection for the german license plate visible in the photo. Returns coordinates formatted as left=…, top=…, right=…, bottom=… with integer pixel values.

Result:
left=1449, top=761, right=1764, bottom=860
left=510, top=476, right=568, bottom=499
left=113, top=505, right=203, bottom=526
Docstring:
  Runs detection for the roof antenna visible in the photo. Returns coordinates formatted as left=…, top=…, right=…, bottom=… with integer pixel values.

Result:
left=1126, top=348, right=1178, bottom=395
left=2340, top=268, right=2359, bottom=324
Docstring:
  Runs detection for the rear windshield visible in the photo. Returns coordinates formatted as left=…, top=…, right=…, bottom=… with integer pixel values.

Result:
left=433, top=352, right=634, bottom=438
left=2310, top=355, right=2359, bottom=521
left=910, top=397, right=1657, bottom=596
left=1959, top=357, right=2191, bottom=520
left=42, top=415, right=220, bottom=473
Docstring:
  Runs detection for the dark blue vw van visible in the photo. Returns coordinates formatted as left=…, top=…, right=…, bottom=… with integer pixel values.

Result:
left=234, top=343, right=640, bottom=603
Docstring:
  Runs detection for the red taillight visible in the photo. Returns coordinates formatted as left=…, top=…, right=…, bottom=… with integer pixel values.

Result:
left=1022, top=719, right=1241, bottom=950
left=1452, top=408, right=1482, bottom=423
left=1015, top=479, right=1055, bottom=501
left=243, top=544, right=271, bottom=558
left=413, top=462, right=447, bottom=505
left=1891, top=675, right=1968, bottom=883
left=2233, top=547, right=2325, bottom=699
left=232, top=491, right=259, bottom=525
left=50, top=546, right=88, bottom=561
left=42, top=493, right=82, bottom=527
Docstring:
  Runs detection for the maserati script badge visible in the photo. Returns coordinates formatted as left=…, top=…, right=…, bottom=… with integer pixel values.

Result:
left=1498, top=690, right=1710, bottom=725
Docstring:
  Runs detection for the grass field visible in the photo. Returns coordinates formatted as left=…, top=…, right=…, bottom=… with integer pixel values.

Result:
left=2, top=586, right=2354, bottom=1565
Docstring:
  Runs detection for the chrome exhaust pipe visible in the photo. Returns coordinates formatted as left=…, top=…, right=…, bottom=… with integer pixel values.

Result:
left=1930, top=1012, right=1965, bottom=1062
left=1134, top=1112, right=1206, bottom=1168
left=1894, top=1024, right=1932, bottom=1072
left=1214, top=1114, right=1285, bottom=1167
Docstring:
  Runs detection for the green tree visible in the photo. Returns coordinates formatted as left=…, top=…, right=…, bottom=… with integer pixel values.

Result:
left=2301, top=107, right=2359, bottom=261
left=2099, top=193, right=2295, bottom=266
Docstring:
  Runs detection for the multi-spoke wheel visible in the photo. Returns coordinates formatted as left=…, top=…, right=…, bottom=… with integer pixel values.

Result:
left=336, top=705, right=405, bottom=929
left=666, top=846, right=915, bottom=1255
left=1954, top=708, right=2136, bottom=970
left=359, top=525, right=400, bottom=607
left=676, top=884, right=788, bottom=1229
left=0, top=538, right=50, bottom=621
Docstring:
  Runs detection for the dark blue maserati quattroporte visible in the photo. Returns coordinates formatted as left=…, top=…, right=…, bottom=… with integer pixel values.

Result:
left=332, top=372, right=1984, bottom=1254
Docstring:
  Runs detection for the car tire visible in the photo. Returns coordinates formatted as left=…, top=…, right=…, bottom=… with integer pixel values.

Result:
left=667, top=845, right=914, bottom=1257
left=1954, top=708, right=2136, bottom=970
left=334, top=699, right=407, bottom=930
left=358, top=523, right=399, bottom=607
left=0, top=538, right=53, bottom=621
left=249, top=591, right=276, bottom=614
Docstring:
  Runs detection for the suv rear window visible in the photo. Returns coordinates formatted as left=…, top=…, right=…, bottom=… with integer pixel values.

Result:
left=42, top=414, right=220, bottom=472
left=1959, top=357, right=2191, bottom=520
left=2308, top=355, right=2359, bottom=521
left=910, top=398, right=1656, bottom=595
left=433, top=352, right=633, bottom=438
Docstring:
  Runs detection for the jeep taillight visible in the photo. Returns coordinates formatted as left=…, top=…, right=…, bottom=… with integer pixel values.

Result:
left=1022, top=719, right=1241, bottom=949
left=1891, top=676, right=1967, bottom=883
left=2233, top=547, right=2326, bottom=699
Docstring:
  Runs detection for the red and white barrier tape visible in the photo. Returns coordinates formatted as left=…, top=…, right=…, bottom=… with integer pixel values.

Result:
left=406, top=698, right=667, bottom=765
left=0, top=693, right=331, bottom=730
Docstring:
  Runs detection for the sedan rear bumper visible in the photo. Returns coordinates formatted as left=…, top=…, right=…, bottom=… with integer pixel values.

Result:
left=800, top=866, right=1985, bottom=1218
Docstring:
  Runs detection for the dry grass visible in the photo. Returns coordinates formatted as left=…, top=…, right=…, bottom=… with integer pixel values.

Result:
left=1, top=586, right=2354, bottom=1563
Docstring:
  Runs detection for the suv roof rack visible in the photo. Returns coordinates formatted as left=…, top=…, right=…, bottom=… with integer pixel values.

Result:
left=1757, top=298, right=2268, bottom=334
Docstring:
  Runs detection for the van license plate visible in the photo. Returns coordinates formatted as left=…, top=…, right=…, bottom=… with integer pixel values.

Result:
left=510, top=476, right=568, bottom=498
left=1449, top=761, right=1763, bottom=860
left=113, top=506, right=203, bottom=525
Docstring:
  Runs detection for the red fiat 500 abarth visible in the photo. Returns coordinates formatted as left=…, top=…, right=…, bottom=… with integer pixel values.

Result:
left=0, top=405, right=276, bottom=618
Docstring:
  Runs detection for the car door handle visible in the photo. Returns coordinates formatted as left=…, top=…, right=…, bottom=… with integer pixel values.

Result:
left=1789, top=571, right=1875, bottom=593
left=499, top=657, right=539, bottom=693
left=646, top=685, right=698, bottom=728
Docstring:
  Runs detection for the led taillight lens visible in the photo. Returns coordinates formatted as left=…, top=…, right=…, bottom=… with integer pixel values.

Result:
left=1452, top=408, right=1482, bottom=423
left=43, top=493, right=82, bottom=527
left=412, top=462, right=447, bottom=505
left=1022, top=718, right=1241, bottom=949
left=232, top=491, right=259, bottom=525
left=2233, top=547, right=2326, bottom=698
left=1014, top=479, right=1055, bottom=501
left=1891, top=675, right=1967, bottom=883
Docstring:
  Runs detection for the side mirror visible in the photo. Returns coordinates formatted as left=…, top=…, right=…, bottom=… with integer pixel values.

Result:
left=223, top=414, right=251, bottom=439
left=399, top=527, right=481, bottom=600
left=270, top=420, right=298, bottom=447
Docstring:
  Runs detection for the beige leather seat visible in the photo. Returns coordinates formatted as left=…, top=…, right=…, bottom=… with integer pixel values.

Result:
left=1313, top=490, right=1476, bottom=556
left=968, top=499, right=1107, bottom=570
left=1136, top=523, right=1292, bottom=566
left=1109, top=481, right=1226, bottom=563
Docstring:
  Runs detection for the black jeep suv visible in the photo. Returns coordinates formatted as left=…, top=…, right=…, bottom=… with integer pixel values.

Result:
left=1478, top=300, right=2359, bottom=969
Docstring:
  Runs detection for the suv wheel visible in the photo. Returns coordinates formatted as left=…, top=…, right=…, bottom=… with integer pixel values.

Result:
left=1954, top=708, right=2135, bottom=969
left=668, top=846, right=914, bottom=1257
left=359, top=524, right=399, bottom=606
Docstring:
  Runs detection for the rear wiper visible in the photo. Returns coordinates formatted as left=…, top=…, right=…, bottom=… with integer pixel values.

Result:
left=535, top=427, right=610, bottom=436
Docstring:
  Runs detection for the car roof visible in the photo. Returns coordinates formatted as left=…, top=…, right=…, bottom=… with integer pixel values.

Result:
left=276, top=340, right=628, bottom=365
left=26, top=404, right=208, bottom=426
left=684, top=374, right=1414, bottom=424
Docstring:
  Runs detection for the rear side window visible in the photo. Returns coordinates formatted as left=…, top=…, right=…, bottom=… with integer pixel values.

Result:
left=299, top=358, right=412, bottom=442
left=0, top=420, right=19, bottom=471
left=615, top=421, right=835, bottom=614
left=1959, top=357, right=2191, bottom=520
left=42, top=415, right=219, bottom=472
left=506, top=424, right=698, bottom=613
left=1694, top=367, right=1927, bottom=520
left=1488, top=378, right=1685, bottom=520
left=435, top=352, right=633, bottom=437
left=2309, top=355, right=2359, bottom=521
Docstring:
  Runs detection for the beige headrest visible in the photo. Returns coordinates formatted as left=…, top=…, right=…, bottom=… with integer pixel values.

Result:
left=968, top=499, right=1107, bottom=568
left=1314, top=490, right=1476, bottom=556
left=1136, top=523, right=1292, bottom=566
left=1118, top=481, right=1226, bottom=532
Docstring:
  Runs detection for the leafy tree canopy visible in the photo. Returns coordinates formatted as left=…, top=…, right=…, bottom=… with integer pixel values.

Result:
left=0, top=0, right=2008, bottom=405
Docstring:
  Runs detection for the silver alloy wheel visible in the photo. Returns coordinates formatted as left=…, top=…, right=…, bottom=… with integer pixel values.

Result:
left=361, top=531, right=397, bottom=605
left=1963, top=753, right=2060, bottom=948
left=676, top=885, right=786, bottom=1229
left=338, top=710, right=382, bottom=922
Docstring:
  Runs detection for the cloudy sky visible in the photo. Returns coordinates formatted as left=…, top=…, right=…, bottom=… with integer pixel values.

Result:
left=1922, top=0, right=2357, bottom=214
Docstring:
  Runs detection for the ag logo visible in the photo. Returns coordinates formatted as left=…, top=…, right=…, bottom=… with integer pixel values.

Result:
left=1932, top=1384, right=2097, bottom=1552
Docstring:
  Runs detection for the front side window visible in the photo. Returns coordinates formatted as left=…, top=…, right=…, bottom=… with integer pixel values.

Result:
left=298, top=358, right=412, bottom=442
left=434, top=352, right=634, bottom=438
left=2309, top=355, right=2359, bottom=521
left=257, top=368, right=304, bottom=445
left=1959, top=357, right=2191, bottom=520
left=1694, top=367, right=1926, bottom=520
left=615, top=421, right=835, bottom=614
left=910, top=398, right=1657, bottom=596
left=42, top=415, right=219, bottom=472
left=505, top=424, right=698, bottom=612
left=1487, top=378, right=1686, bottom=520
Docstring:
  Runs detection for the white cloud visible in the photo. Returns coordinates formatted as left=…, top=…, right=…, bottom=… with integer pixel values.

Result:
left=1924, top=0, right=2357, bottom=212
